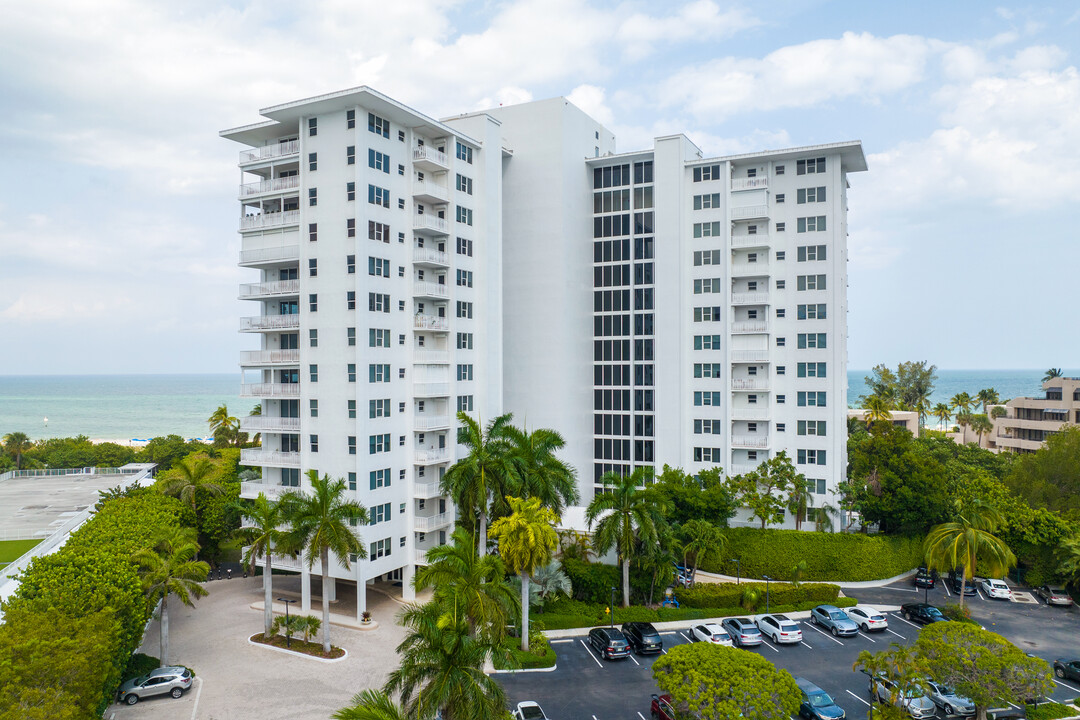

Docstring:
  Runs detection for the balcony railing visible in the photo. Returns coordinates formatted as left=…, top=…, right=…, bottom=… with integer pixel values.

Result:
left=414, top=415, right=451, bottom=430
left=240, top=545, right=307, bottom=571
left=239, top=175, right=301, bottom=198
left=731, top=321, right=768, bottom=334
left=728, top=462, right=764, bottom=477
left=414, top=382, right=450, bottom=397
left=413, top=146, right=449, bottom=169
left=732, top=234, right=769, bottom=248
left=240, top=415, right=302, bottom=433
left=731, top=407, right=770, bottom=421
left=731, top=177, right=769, bottom=191
left=731, top=378, right=770, bottom=391
left=415, top=449, right=450, bottom=464
left=239, top=382, right=301, bottom=399
left=240, top=209, right=301, bottom=232
left=413, top=282, right=449, bottom=299
left=240, top=314, right=300, bottom=332
left=239, top=244, right=300, bottom=265
left=731, top=435, right=770, bottom=449
left=731, top=261, right=769, bottom=277
left=239, top=279, right=300, bottom=299
left=414, top=512, right=452, bottom=532
left=239, top=481, right=293, bottom=500
left=239, top=349, right=300, bottom=366
left=731, top=292, right=769, bottom=305
left=731, top=350, right=770, bottom=363
left=239, top=140, right=299, bottom=164
left=413, top=214, right=449, bottom=234
left=414, top=315, right=449, bottom=332
left=414, top=350, right=449, bottom=364
left=415, top=548, right=431, bottom=565
left=413, top=248, right=449, bottom=266
left=414, top=482, right=442, bottom=499
left=731, top=204, right=768, bottom=220
left=240, top=448, right=301, bottom=467
left=413, top=179, right=450, bottom=203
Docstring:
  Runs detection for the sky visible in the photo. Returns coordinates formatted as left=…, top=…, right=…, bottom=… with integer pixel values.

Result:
left=1, top=0, right=1078, bottom=375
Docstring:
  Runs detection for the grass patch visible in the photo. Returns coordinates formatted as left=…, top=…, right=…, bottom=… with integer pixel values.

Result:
left=492, top=637, right=556, bottom=670
left=249, top=633, right=345, bottom=660
left=0, top=539, right=41, bottom=564
left=1026, top=702, right=1075, bottom=720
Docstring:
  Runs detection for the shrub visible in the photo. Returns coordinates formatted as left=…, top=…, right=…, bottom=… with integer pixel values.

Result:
left=492, top=636, right=557, bottom=670
left=678, top=581, right=840, bottom=611
left=701, top=528, right=925, bottom=581
left=123, top=653, right=160, bottom=681
left=560, top=557, right=652, bottom=604
left=939, top=603, right=978, bottom=624
left=1026, top=703, right=1074, bottom=720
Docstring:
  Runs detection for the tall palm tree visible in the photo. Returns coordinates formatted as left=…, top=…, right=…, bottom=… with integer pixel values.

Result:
left=442, top=412, right=515, bottom=556
left=279, top=471, right=368, bottom=653
left=385, top=601, right=509, bottom=720
left=914, top=397, right=930, bottom=429
left=970, top=414, right=993, bottom=448
left=489, top=496, right=558, bottom=651
left=158, top=456, right=225, bottom=514
left=239, top=493, right=286, bottom=639
left=786, top=478, right=816, bottom=531
left=923, top=505, right=1016, bottom=609
left=208, top=404, right=240, bottom=446
left=950, top=393, right=974, bottom=442
left=976, top=388, right=1000, bottom=414
left=414, top=526, right=518, bottom=642
left=131, top=526, right=209, bottom=665
left=503, top=424, right=579, bottom=519
left=639, top=533, right=677, bottom=605
left=2, top=431, right=32, bottom=470
left=678, top=519, right=726, bottom=580
left=586, top=467, right=665, bottom=607
left=932, top=403, right=952, bottom=432
left=333, top=690, right=409, bottom=720
left=813, top=501, right=838, bottom=532
left=1044, top=368, right=1064, bottom=382
left=863, top=395, right=893, bottom=425
left=1056, top=534, right=1080, bottom=590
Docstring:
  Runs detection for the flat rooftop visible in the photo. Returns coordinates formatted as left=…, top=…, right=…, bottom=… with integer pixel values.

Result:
left=0, top=473, right=137, bottom=537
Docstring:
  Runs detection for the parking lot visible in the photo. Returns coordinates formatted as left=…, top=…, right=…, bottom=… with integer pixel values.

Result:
left=497, top=579, right=1080, bottom=720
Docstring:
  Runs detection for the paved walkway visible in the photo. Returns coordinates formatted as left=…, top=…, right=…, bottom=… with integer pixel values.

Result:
left=694, top=568, right=918, bottom=589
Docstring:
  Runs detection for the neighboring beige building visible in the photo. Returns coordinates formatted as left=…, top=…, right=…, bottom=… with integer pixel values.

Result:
left=989, top=378, right=1080, bottom=453
left=847, top=408, right=920, bottom=437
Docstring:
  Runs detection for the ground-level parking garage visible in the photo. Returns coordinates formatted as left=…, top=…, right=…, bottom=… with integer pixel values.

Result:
left=496, top=579, right=1080, bottom=720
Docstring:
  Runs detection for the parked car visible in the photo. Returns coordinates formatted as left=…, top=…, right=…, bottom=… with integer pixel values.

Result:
left=924, top=680, right=976, bottom=716
left=794, top=676, right=846, bottom=720
left=871, top=676, right=937, bottom=719
left=1054, top=658, right=1080, bottom=682
left=651, top=693, right=676, bottom=720
left=900, top=603, right=947, bottom=625
left=914, top=566, right=937, bottom=589
left=117, top=667, right=193, bottom=705
left=847, top=606, right=889, bottom=632
left=981, top=578, right=1013, bottom=600
left=588, top=627, right=631, bottom=660
left=690, top=622, right=732, bottom=646
left=756, top=613, right=803, bottom=644
left=1037, top=585, right=1074, bottom=606
left=512, top=702, right=549, bottom=720
left=721, top=617, right=763, bottom=647
left=622, top=621, right=663, bottom=654
left=809, top=605, right=858, bottom=637
left=945, top=574, right=978, bottom=596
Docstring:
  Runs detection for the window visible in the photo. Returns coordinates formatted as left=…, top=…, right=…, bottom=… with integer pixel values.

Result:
left=457, top=364, right=474, bottom=381
left=368, top=221, right=390, bottom=243
left=348, top=400, right=356, bottom=419
left=693, top=221, right=722, bottom=238
left=775, top=222, right=786, bottom=233
left=309, top=399, right=318, bottom=417
left=776, top=337, right=786, bottom=347
left=308, top=152, right=317, bottom=171
left=457, top=332, right=473, bottom=349
left=345, top=363, right=356, bottom=383
left=797, top=303, right=827, bottom=320
left=369, top=364, right=390, bottom=383
left=797, top=391, right=828, bottom=407
left=347, top=182, right=355, bottom=201
left=368, top=149, right=389, bottom=173
left=456, top=269, right=473, bottom=287
left=369, top=328, right=390, bottom=347
left=308, top=117, right=317, bottom=136
left=777, top=365, right=786, bottom=375
left=345, top=254, right=355, bottom=274
left=457, top=395, right=474, bottom=412
left=776, top=193, right=785, bottom=203
left=309, top=329, right=318, bottom=347
left=776, top=251, right=786, bottom=261
left=369, top=257, right=390, bottom=278
left=308, top=223, right=317, bottom=242
left=369, top=537, right=392, bottom=560
left=369, top=399, right=391, bottom=418
left=798, top=186, right=827, bottom=204
left=693, top=334, right=722, bottom=350
left=370, top=468, right=391, bottom=489
left=308, top=188, right=317, bottom=206
left=693, top=363, right=722, bottom=378
left=693, top=306, right=722, bottom=322
left=456, top=141, right=473, bottom=164
left=346, top=109, right=355, bottom=129
left=348, top=472, right=356, bottom=491
left=369, top=293, right=390, bottom=313
left=309, top=293, right=318, bottom=312
left=346, top=436, right=356, bottom=455
left=797, top=157, right=826, bottom=175
left=797, top=449, right=827, bottom=465
left=776, top=280, right=786, bottom=289
left=694, top=419, right=721, bottom=434
left=456, top=301, right=473, bottom=319
left=693, top=278, right=722, bottom=294
left=368, top=112, right=390, bottom=138
left=456, top=205, right=473, bottom=226
left=308, top=434, right=319, bottom=452
left=346, top=291, right=356, bottom=310
left=308, top=364, right=319, bottom=382
left=456, top=174, right=473, bottom=195
left=692, top=164, right=722, bottom=182
left=693, top=391, right=723, bottom=406
left=308, top=258, right=317, bottom=277
left=346, top=327, right=356, bottom=346
left=693, top=193, right=722, bottom=210
left=797, top=333, right=828, bottom=349
left=343, top=218, right=355, bottom=238
left=694, top=447, right=723, bottom=462
left=798, top=245, right=827, bottom=262
left=777, top=395, right=786, bottom=404
left=456, top=237, right=473, bottom=256
left=369, top=185, right=390, bottom=208
left=797, top=362, right=827, bottom=378
left=797, top=275, right=827, bottom=291
left=797, top=216, right=827, bottom=232
left=693, top=250, right=723, bottom=266
left=798, top=420, right=827, bottom=436
left=369, top=433, right=391, bottom=454
left=368, top=502, right=392, bottom=525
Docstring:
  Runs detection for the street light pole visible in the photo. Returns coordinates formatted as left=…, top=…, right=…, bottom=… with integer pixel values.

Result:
left=276, top=597, right=297, bottom=648
left=610, top=586, right=616, bottom=628
left=730, top=558, right=741, bottom=585
left=762, top=575, right=772, bottom=613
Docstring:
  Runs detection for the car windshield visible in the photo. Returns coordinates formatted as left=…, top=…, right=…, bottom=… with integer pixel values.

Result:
left=134, top=675, right=150, bottom=685
left=809, top=692, right=835, bottom=708
left=926, top=608, right=945, bottom=618
left=1050, top=588, right=1066, bottom=594
left=936, top=686, right=954, bottom=696
left=829, top=612, right=846, bottom=621
left=781, top=624, right=800, bottom=632
left=900, top=689, right=926, bottom=700
left=713, top=633, right=728, bottom=641
left=869, top=615, right=884, bottom=621
left=520, top=707, right=545, bottom=720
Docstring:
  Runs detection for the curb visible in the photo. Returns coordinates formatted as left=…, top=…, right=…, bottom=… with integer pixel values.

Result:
left=694, top=568, right=919, bottom=589
left=489, top=664, right=559, bottom=674
left=246, top=635, right=349, bottom=663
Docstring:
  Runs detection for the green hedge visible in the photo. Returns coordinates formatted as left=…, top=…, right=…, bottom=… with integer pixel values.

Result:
left=700, top=528, right=925, bottom=582
left=677, top=581, right=840, bottom=609
left=493, top=637, right=557, bottom=670
left=1025, top=703, right=1075, bottom=720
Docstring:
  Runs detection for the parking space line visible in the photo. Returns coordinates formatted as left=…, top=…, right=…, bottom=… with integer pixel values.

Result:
left=977, top=590, right=986, bottom=601
left=592, top=715, right=599, bottom=720
left=638, top=713, right=648, bottom=720
left=800, top=641, right=813, bottom=649
left=857, top=631, right=877, bottom=643
left=803, top=622, right=845, bottom=645
left=679, top=631, right=693, bottom=643
left=891, top=613, right=920, bottom=629
left=1007, top=702, right=1022, bottom=709
left=628, top=653, right=641, bottom=666
left=549, top=639, right=573, bottom=644
left=759, top=638, right=779, bottom=653
left=944, top=584, right=952, bottom=597
left=1053, top=678, right=1080, bottom=691
left=579, top=639, right=604, bottom=668
left=886, top=628, right=906, bottom=640
left=659, top=631, right=678, bottom=636
left=845, top=690, right=871, bottom=707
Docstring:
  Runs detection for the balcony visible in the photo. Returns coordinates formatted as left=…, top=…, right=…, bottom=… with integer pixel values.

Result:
left=731, top=177, right=769, bottom=191
left=731, top=204, right=769, bottom=220
left=731, top=321, right=769, bottom=334
left=728, top=462, right=764, bottom=477
left=731, top=292, right=769, bottom=305
left=415, top=448, right=450, bottom=465
left=414, top=315, right=449, bottom=332
left=413, top=281, right=449, bottom=299
left=732, top=234, right=769, bottom=249
left=239, top=349, right=300, bottom=367
left=240, top=209, right=301, bottom=232
left=414, top=415, right=451, bottom=431
left=732, top=378, right=770, bottom=391
left=731, top=407, right=770, bottom=421
left=414, top=482, right=442, bottom=499
left=242, top=546, right=307, bottom=572
left=413, top=146, right=449, bottom=172
left=413, top=214, right=450, bottom=236
left=731, top=435, right=770, bottom=449
left=239, top=382, right=301, bottom=399
left=414, top=382, right=450, bottom=397
left=413, top=179, right=450, bottom=204
left=413, top=248, right=450, bottom=267
left=239, top=279, right=300, bottom=300
left=994, top=436, right=1046, bottom=452
left=414, top=512, right=452, bottom=532
left=240, top=314, right=300, bottom=332
left=731, top=261, right=769, bottom=277
left=995, top=416, right=1071, bottom=433
left=240, top=448, right=301, bottom=467
left=239, top=175, right=301, bottom=199
left=238, top=244, right=300, bottom=267
left=731, top=350, right=770, bottom=363
left=239, top=140, right=299, bottom=165
left=414, top=350, right=449, bottom=365
left=240, top=415, right=302, bottom=433
left=239, top=481, right=293, bottom=500
left=415, top=548, right=430, bottom=565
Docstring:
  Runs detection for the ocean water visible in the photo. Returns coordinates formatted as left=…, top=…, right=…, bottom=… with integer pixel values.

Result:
left=846, top=368, right=1076, bottom=412
left=0, top=374, right=242, bottom=442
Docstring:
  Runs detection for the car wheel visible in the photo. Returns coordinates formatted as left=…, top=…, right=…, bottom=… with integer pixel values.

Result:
left=831, top=626, right=838, bottom=637
left=652, top=711, right=659, bottom=720
left=903, top=611, right=912, bottom=621
left=171, top=688, right=183, bottom=699
left=126, top=695, right=139, bottom=706
left=810, top=614, right=818, bottom=625
left=861, top=622, right=868, bottom=631
left=945, top=705, right=955, bottom=715
left=1056, top=667, right=1066, bottom=678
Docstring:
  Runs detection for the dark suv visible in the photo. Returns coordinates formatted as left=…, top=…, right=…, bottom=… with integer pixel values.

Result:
left=946, top=569, right=977, bottom=596
left=621, top=621, right=663, bottom=654
left=900, top=602, right=947, bottom=625
left=588, top=626, right=630, bottom=660
left=914, top=567, right=937, bottom=589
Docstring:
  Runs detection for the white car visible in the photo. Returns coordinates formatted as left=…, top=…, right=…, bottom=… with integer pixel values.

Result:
left=513, top=701, right=549, bottom=720
left=847, top=606, right=889, bottom=632
left=756, top=613, right=803, bottom=644
left=690, top=622, right=733, bottom=646
left=981, top=578, right=1013, bottom=600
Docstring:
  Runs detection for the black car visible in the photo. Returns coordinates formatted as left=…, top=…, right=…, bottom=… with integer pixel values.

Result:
left=622, top=621, right=663, bottom=654
left=914, top=567, right=937, bottom=589
left=946, top=572, right=977, bottom=596
left=588, top=627, right=631, bottom=660
left=794, top=677, right=846, bottom=720
left=900, top=603, right=948, bottom=625
left=1054, top=658, right=1080, bottom=683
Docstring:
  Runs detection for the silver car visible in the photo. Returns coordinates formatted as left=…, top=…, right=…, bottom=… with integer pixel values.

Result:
left=872, top=677, right=937, bottom=719
left=117, top=666, right=193, bottom=704
left=810, top=605, right=858, bottom=637
left=925, top=680, right=976, bottom=716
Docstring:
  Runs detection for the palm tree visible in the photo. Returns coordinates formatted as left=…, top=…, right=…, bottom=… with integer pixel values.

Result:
left=530, top=560, right=572, bottom=611
left=158, top=456, right=224, bottom=514
left=991, top=405, right=1007, bottom=420
left=932, top=403, right=952, bottom=432
left=863, top=395, right=893, bottom=425
left=976, top=388, right=1000, bottom=414
left=1044, top=368, right=1064, bottom=382
left=208, top=404, right=240, bottom=446
left=678, top=519, right=726, bottom=580
left=786, top=479, right=815, bottom=531
left=503, top=424, right=579, bottom=519
left=639, top=534, right=677, bottom=605
left=489, top=496, right=558, bottom=651
left=279, top=471, right=368, bottom=653
left=131, top=526, right=209, bottom=664
left=441, top=412, right=515, bottom=556
left=333, top=690, right=409, bottom=720
left=1056, top=534, right=1080, bottom=590
left=950, top=393, right=974, bottom=442
left=2, top=431, right=32, bottom=470
left=414, top=526, right=517, bottom=642
left=586, top=467, right=665, bottom=607
left=813, top=501, right=838, bottom=532
left=970, top=414, right=993, bottom=448
left=239, top=493, right=286, bottom=639
left=914, top=397, right=930, bottom=429
left=386, top=601, right=509, bottom=720
left=923, top=505, right=1016, bottom=609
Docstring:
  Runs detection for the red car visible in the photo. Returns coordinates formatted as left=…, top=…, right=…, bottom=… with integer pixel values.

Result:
left=651, top=694, right=676, bottom=720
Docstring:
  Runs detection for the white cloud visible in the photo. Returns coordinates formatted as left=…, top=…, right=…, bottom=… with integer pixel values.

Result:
left=616, top=1, right=759, bottom=61
left=567, top=85, right=615, bottom=128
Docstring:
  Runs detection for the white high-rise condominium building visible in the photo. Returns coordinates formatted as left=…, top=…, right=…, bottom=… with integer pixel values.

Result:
left=222, top=89, right=865, bottom=616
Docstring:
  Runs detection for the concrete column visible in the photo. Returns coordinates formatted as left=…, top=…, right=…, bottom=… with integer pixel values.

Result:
left=356, top=568, right=367, bottom=618
left=325, top=577, right=336, bottom=602
left=301, top=565, right=312, bottom=612
left=402, top=563, right=416, bottom=602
